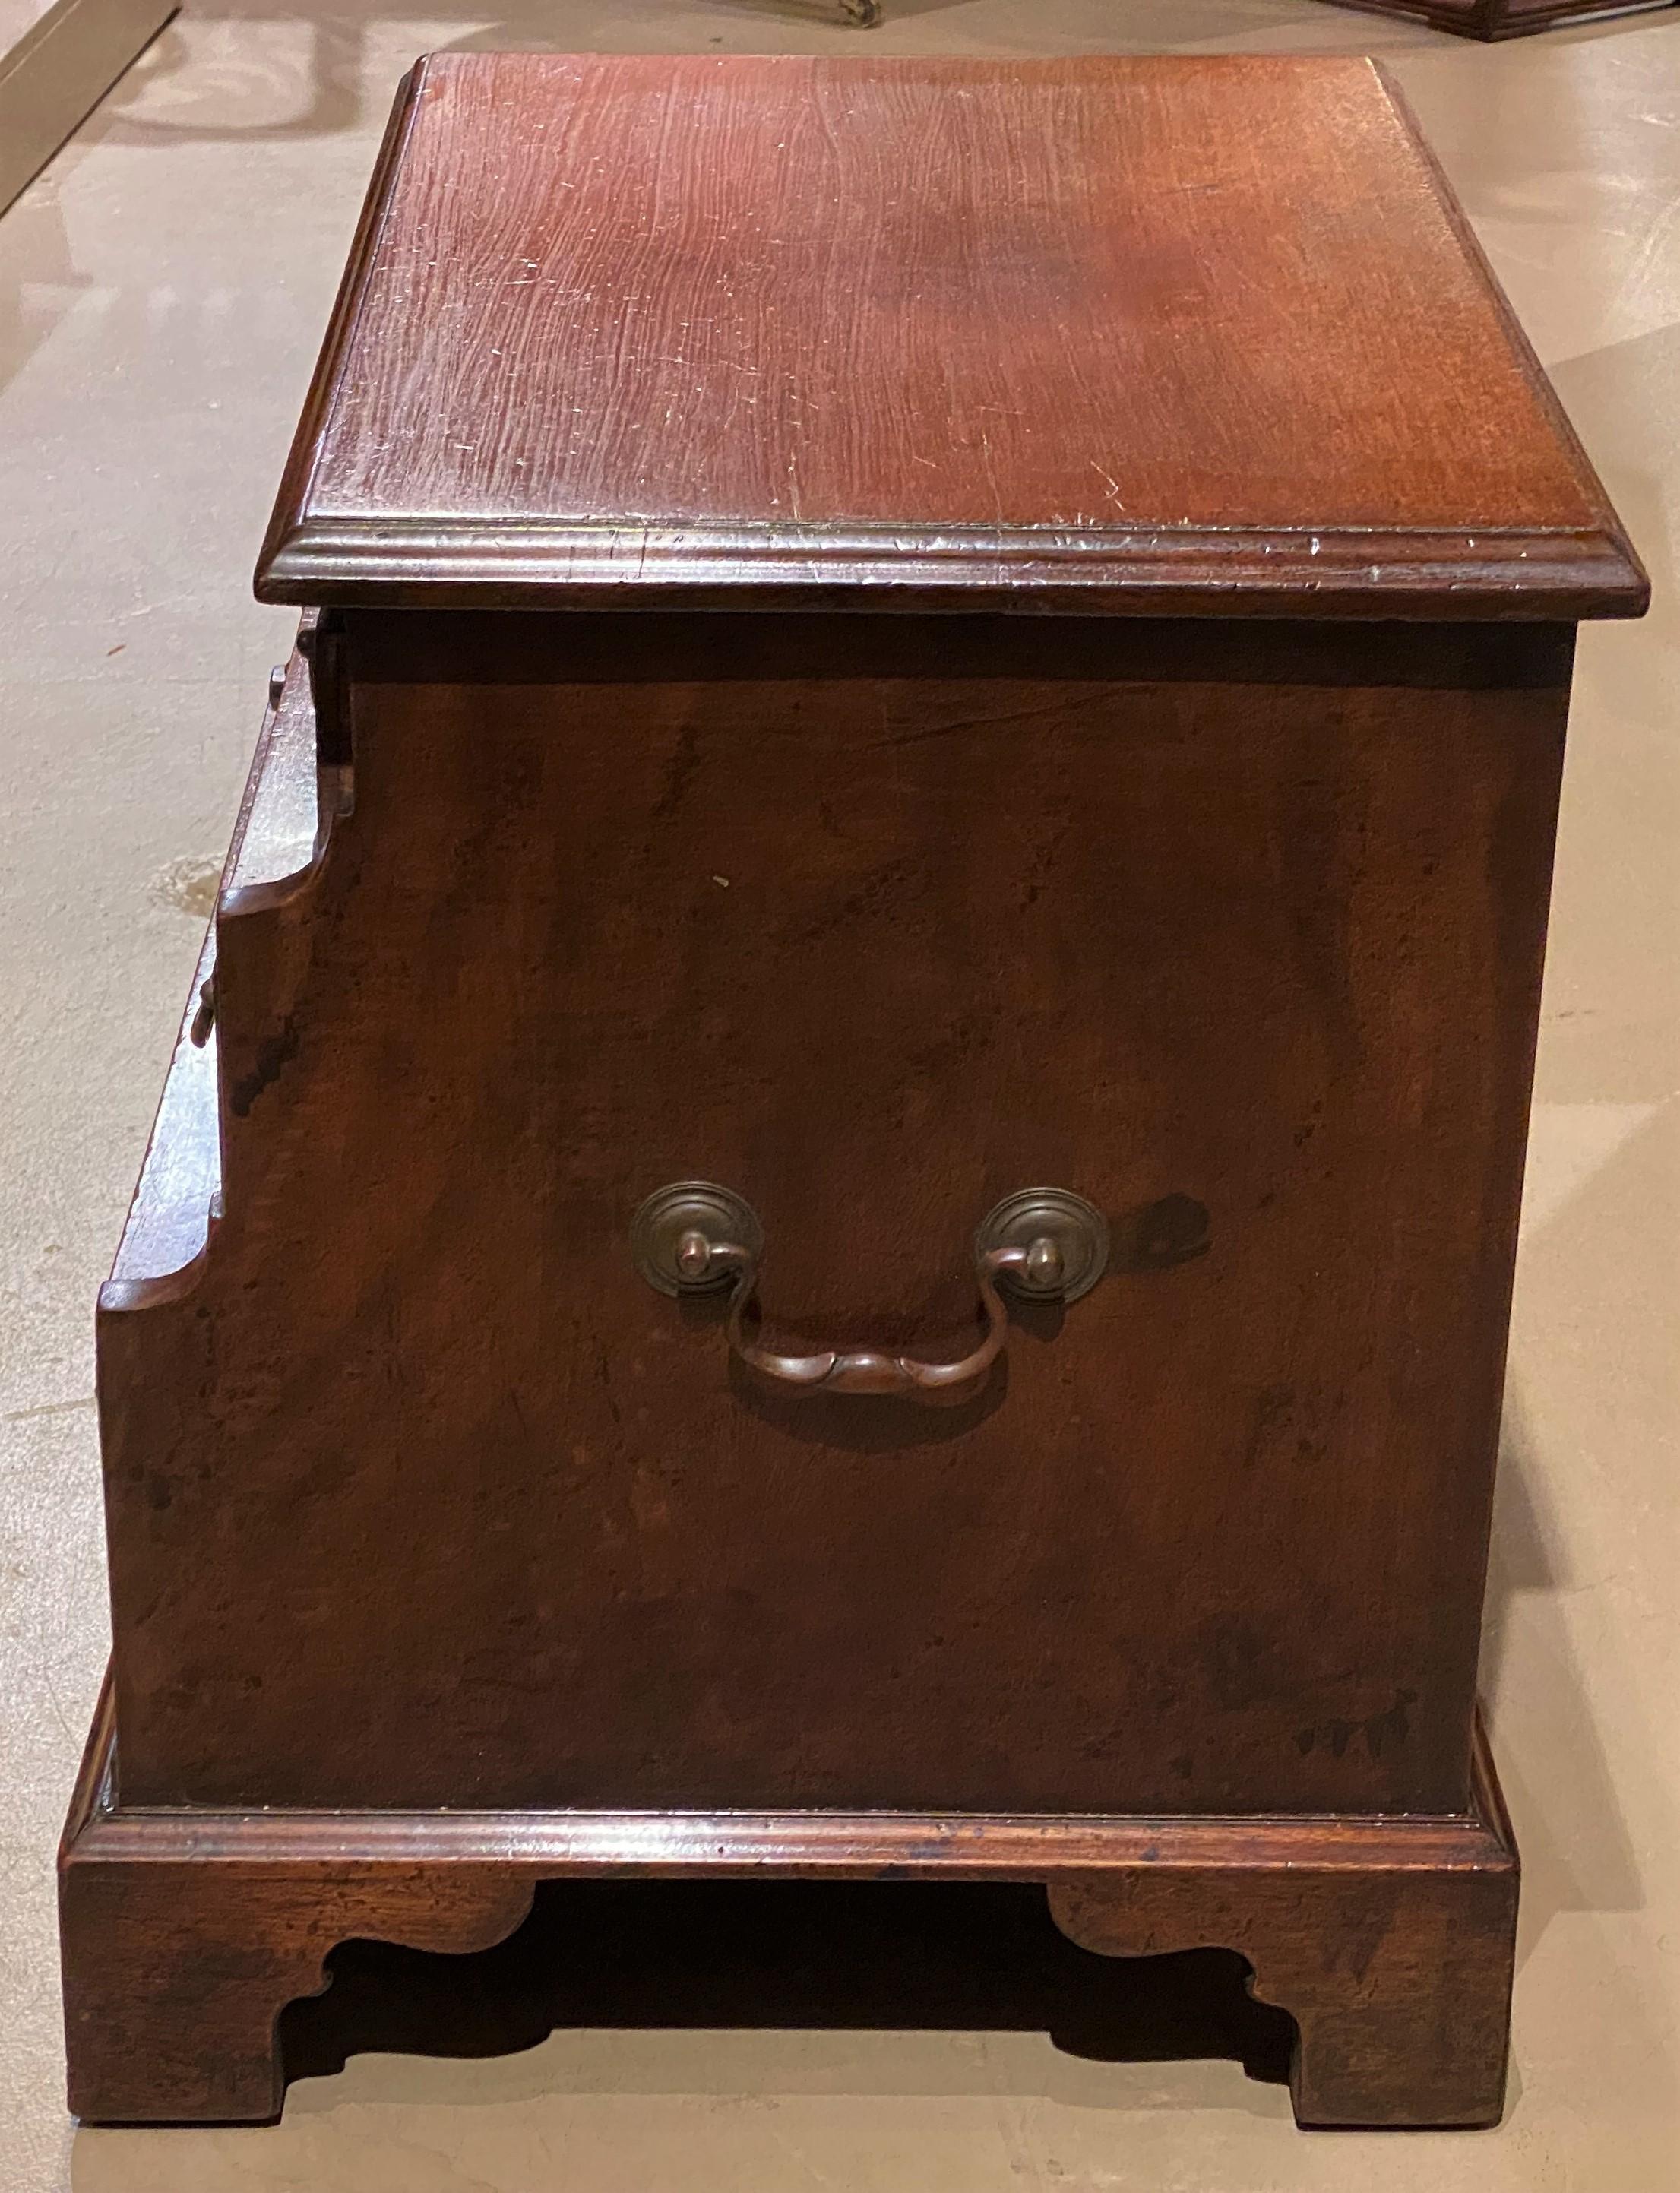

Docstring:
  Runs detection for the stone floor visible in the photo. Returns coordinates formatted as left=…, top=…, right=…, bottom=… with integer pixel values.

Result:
left=2, top=2, right=1678, bottom=2188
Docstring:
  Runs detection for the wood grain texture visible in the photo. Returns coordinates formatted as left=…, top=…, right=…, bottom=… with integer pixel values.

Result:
left=60, top=1674, right=1517, bottom=2127
left=1048, top=1718, right=1519, bottom=2128
left=78, top=55, right=1640, bottom=2123
left=103, top=650, right=319, bottom=1302
left=99, top=616, right=1566, bottom=1818
left=255, top=53, right=1645, bottom=619
left=59, top=1682, right=535, bottom=2125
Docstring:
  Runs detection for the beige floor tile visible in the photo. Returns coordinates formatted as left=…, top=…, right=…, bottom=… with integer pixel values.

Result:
left=2, top=5, right=1677, bottom=2190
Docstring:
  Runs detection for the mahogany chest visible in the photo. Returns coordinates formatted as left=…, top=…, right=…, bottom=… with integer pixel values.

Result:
left=62, top=52, right=1646, bottom=2130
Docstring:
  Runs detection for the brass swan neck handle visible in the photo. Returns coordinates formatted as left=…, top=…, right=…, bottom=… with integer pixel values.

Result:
left=631, top=1185, right=1108, bottom=1405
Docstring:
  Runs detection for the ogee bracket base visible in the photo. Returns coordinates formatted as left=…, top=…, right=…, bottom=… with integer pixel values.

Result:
left=60, top=1673, right=1517, bottom=2129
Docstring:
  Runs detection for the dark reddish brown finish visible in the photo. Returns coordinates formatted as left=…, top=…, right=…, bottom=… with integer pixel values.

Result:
left=59, top=1684, right=535, bottom=2125
left=66, top=52, right=1646, bottom=2131
left=60, top=1674, right=1517, bottom=2126
left=258, top=54, right=1644, bottom=620
left=1049, top=1720, right=1520, bottom=2129
left=1326, top=0, right=1672, bottom=42
left=100, top=616, right=1568, bottom=1818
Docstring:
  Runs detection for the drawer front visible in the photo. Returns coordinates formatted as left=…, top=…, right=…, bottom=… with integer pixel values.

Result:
left=101, top=615, right=1569, bottom=1815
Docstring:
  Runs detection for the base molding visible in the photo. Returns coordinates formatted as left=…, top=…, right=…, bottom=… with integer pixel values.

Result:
left=61, top=1676, right=1517, bottom=2128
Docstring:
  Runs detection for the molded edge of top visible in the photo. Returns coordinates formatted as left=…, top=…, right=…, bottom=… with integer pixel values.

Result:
left=255, top=514, right=1650, bottom=619
left=254, top=56, right=1650, bottom=624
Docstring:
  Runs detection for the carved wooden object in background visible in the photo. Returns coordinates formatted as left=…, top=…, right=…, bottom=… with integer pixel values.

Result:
left=1327, top=0, right=1674, bottom=40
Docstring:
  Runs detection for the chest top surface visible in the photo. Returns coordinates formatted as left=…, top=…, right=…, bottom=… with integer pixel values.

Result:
left=257, top=51, right=1644, bottom=619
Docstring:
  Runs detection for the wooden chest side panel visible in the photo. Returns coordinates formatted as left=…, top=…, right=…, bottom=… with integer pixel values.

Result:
left=98, top=617, right=1568, bottom=1815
